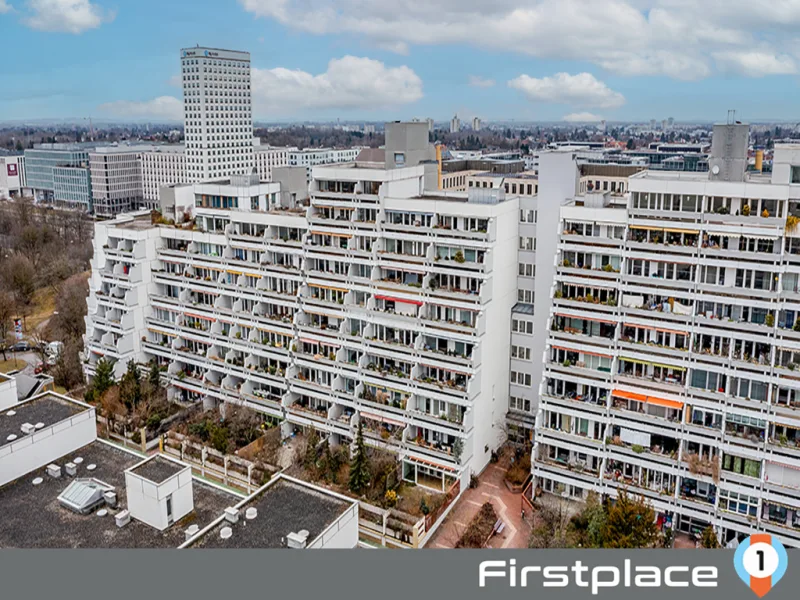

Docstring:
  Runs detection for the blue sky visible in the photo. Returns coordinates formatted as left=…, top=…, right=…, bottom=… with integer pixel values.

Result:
left=2, top=0, right=800, bottom=123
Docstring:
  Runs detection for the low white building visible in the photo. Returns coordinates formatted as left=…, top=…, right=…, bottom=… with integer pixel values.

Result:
left=0, top=392, right=96, bottom=487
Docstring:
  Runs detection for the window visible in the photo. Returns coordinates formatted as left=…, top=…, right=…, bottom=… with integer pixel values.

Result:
left=510, top=395, right=531, bottom=412
left=394, top=152, right=405, bottom=166
left=510, top=371, right=532, bottom=387
left=250, top=196, right=258, bottom=210
left=511, top=345, right=532, bottom=360
left=519, top=263, right=534, bottom=277
left=518, top=289, right=534, bottom=303
left=512, top=318, right=534, bottom=335
left=718, top=489, right=758, bottom=516
left=792, top=166, right=800, bottom=184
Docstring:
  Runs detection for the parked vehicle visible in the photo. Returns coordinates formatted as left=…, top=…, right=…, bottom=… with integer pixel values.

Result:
left=11, top=341, right=31, bottom=352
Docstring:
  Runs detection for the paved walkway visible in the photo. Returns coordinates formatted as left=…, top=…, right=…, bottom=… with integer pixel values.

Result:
left=428, top=460, right=530, bottom=549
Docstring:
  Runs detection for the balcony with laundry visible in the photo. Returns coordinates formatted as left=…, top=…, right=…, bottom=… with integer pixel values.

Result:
left=415, top=364, right=470, bottom=396
left=620, top=293, right=693, bottom=323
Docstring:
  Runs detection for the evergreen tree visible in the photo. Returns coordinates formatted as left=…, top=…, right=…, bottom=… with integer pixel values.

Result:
left=701, top=526, right=720, bottom=548
left=348, top=422, right=371, bottom=494
left=304, top=428, right=321, bottom=472
left=602, top=491, right=659, bottom=548
left=119, top=360, right=142, bottom=409
left=91, top=358, right=114, bottom=400
left=148, top=361, right=161, bottom=392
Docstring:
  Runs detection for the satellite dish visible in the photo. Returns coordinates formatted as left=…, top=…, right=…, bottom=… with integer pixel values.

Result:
left=711, top=165, right=720, bottom=175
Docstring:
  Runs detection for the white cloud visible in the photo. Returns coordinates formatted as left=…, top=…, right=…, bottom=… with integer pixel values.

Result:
left=468, top=75, right=495, bottom=88
left=239, top=0, right=800, bottom=80
left=713, top=50, right=796, bottom=77
left=509, top=72, right=625, bottom=109
left=251, top=56, right=422, bottom=113
left=98, top=96, right=182, bottom=121
left=0, top=1, right=12, bottom=14
left=23, top=0, right=113, bottom=34
left=563, top=112, right=603, bottom=122
left=100, top=57, right=422, bottom=120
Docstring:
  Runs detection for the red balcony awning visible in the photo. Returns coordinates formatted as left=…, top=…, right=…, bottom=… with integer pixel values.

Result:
left=375, top=295, right=423, bottom=306
left=623, top=322, right=686, bottom=336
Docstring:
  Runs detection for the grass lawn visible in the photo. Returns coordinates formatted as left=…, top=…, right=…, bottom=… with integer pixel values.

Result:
left=25, top=286, right=57, bottom=334
left=0, top=358, right=26, bottom=374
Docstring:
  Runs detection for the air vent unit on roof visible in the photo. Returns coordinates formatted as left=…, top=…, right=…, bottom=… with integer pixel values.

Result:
left=287, top=530, right=309, bottom=549
left=220, top=527, right=233, bottom=540
left=58, top=478, right=113, bottom=515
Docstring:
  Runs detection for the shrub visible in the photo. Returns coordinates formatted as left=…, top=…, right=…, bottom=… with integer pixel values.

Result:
left=384, top=489, right=398, bottom=507
left=456, top=503, right=497, bottom=548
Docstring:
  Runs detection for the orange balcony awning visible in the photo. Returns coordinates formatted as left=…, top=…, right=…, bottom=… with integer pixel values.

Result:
left=644, top=395, right=683, bottom=409
left=613, top=390, right=647, bottom=403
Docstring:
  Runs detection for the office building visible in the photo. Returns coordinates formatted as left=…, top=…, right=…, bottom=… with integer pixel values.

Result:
left=181, top=47, right=254, bottom=182
left=288, top=148, right=360, bottom=182
left=23, top=144, right=94, bottom=211
left=254, top=144, right=293, bottom=181
left=141, top=145, right=187, bottom=205
left=90, top=145, right=154, bottom=217
left=532, top=123, right=800, bottom=548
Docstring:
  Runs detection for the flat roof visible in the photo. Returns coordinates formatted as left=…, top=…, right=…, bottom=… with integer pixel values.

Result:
left=191, top=478, right=352, bottom=549
left=0, top=441, right=239, bottom=548
left=130, top=455, right=186, bottom=483
left=0, top=394, right=86, bottom=448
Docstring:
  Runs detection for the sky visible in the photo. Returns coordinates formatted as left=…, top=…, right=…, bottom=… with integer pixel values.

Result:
left=2, top=0, right=800, bottom=124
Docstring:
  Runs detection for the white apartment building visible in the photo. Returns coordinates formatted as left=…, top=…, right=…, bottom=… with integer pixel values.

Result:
left=450, top=115, right=460, bottom=134
left=181, top=47, right=254, bottom=182
left=141, top=145, right=186, bottom=205
left=90, top=146, right=154, bottom=217
left=472, top=117, right=482, bottom=132
left=254, top=144, right=293, bottom=181
left=533, top=123, right=800, bottom=549
left=84, top=123, right=519, bottom=490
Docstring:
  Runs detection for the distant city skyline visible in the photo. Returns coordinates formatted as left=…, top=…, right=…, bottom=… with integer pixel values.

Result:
left=2, top=0, right=800, bottom=123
